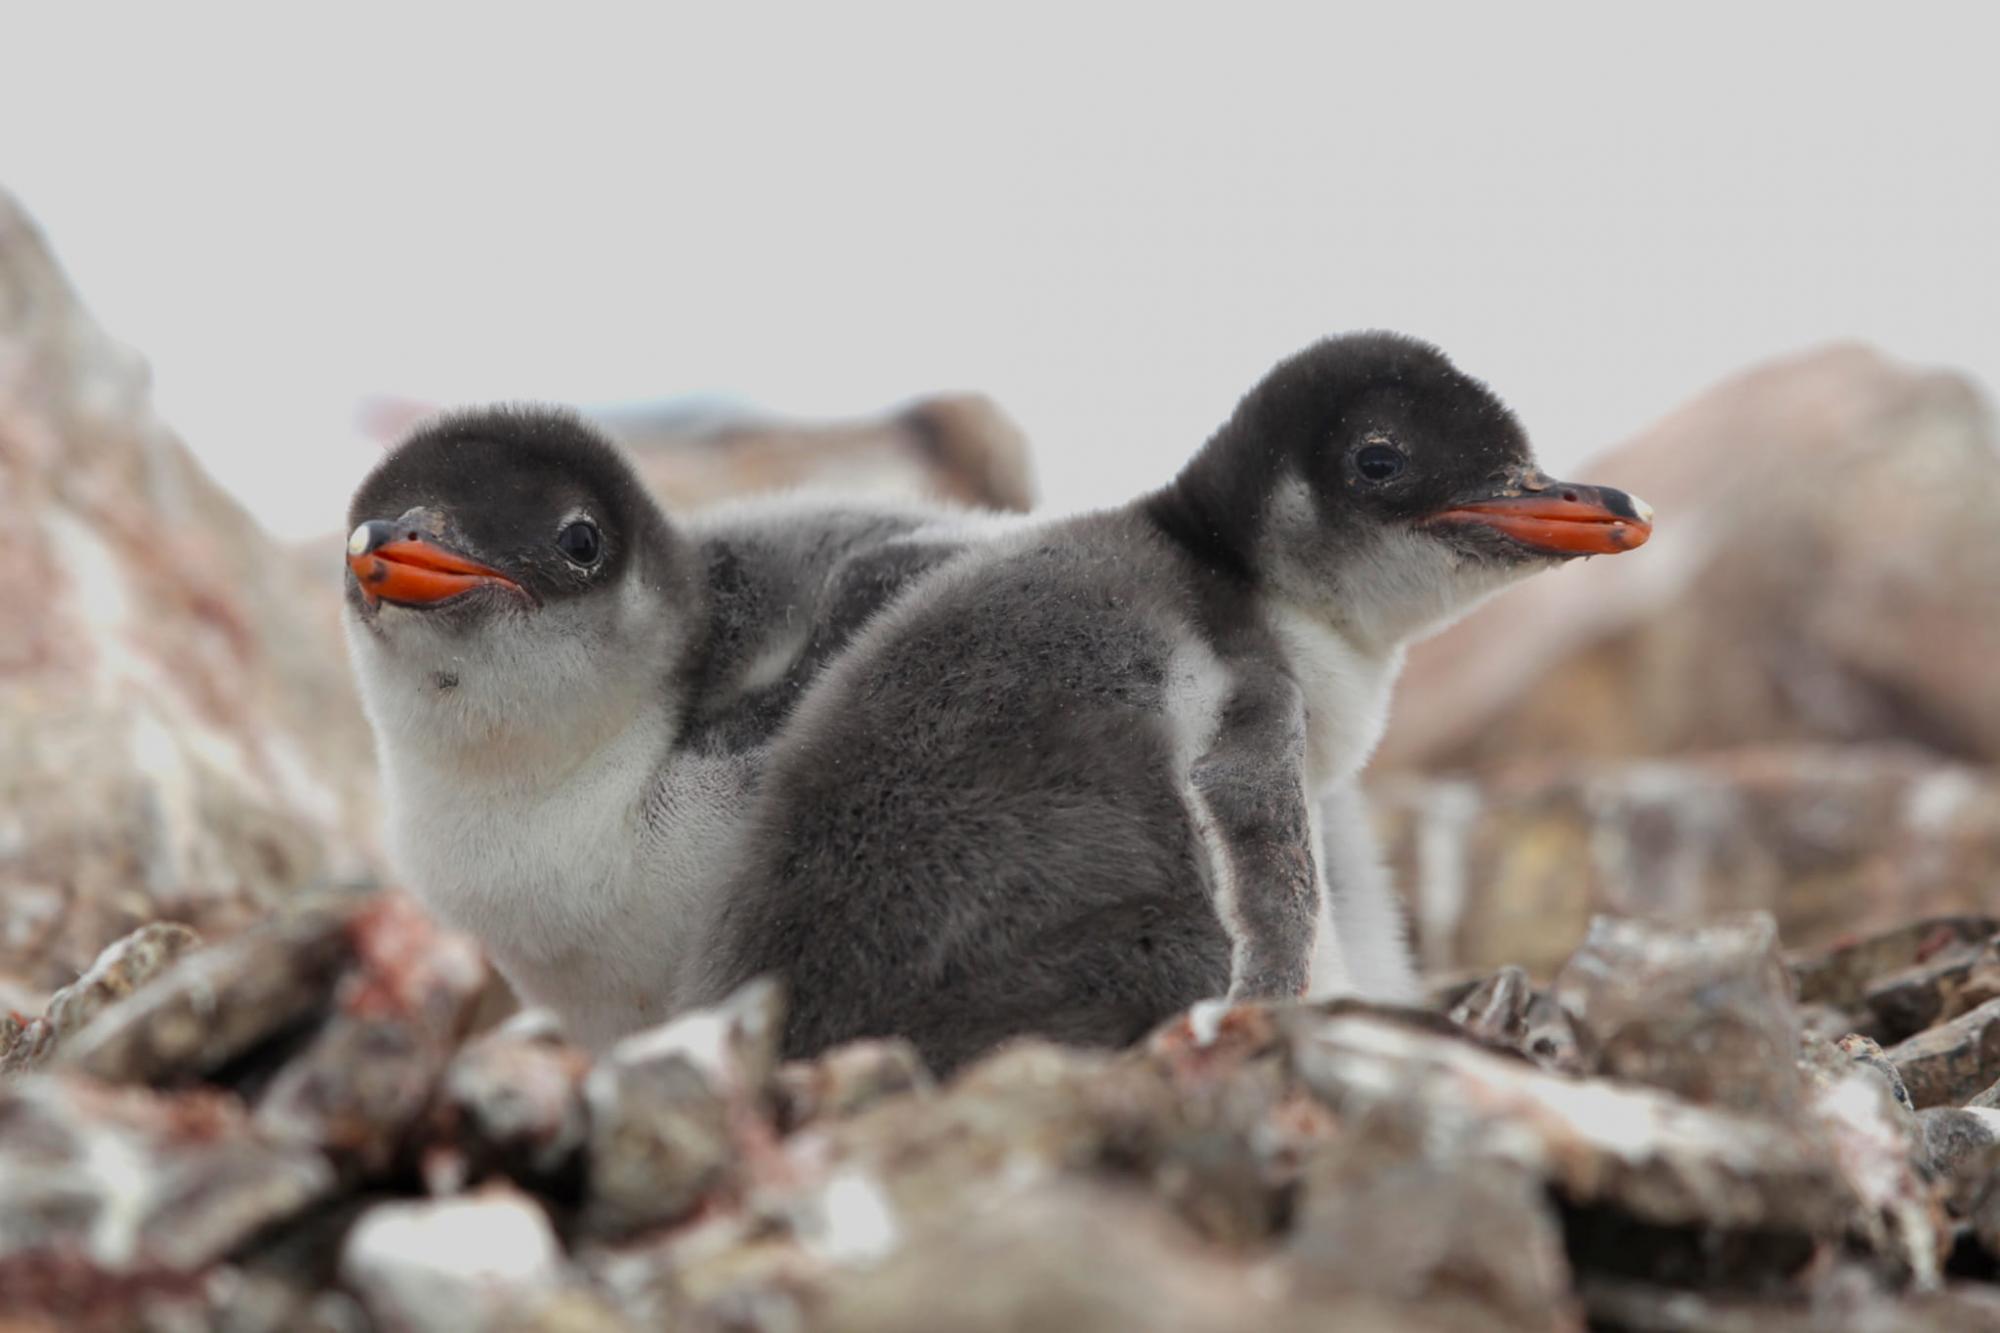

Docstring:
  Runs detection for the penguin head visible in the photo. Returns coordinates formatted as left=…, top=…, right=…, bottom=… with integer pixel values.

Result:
left=342, top=407, right=694, bottom=754
left=1160, top=332, right=1651, bottom=648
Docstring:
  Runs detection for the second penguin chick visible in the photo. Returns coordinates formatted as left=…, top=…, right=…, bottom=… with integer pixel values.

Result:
left=688, top=332, right=1651, bottom=1073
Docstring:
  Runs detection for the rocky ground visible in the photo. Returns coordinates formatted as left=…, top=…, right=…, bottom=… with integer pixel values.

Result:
left=2, top=898, right=1999, bottom=1331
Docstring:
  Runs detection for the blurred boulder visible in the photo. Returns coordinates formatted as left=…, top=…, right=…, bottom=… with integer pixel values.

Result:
left=254, top=894, right=488, bottom=1175
left=1550, top=913, right=1802, bottom=1113
left=0, top=191, right=383, bottom=998
left=0, top=1072, right=334, bottom=1322
left=362, top=389, right=1038, bottom=515
left=55, top=894, right=358, bottom=1085
left=1372, top=745, right=2000, bottom=977
left=1378, top=343, right=2000, bottom=771
left=1886, top=998, right=2000, bottom=1110
left=0, top=921, right=198, bottom=1074
left=605, top=393, right=1036, bottom=514
left=338, top=1187, right=566, bottom=1333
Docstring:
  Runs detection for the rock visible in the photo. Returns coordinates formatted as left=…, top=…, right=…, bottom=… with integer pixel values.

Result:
left=364, top=389, right=1039, bottom=516
left=5, top=891, right=1999, bottom=1325
left=842, top=1039, right=1179, bottom=1197
left=774, top=1038, right=933, bottom=1133
left=0, top=191, right=382, bottom=999
left=808, top=1178, right=1515, bottom=1333
left=1373, top=749, right=2000, bottom=976
left=1286, top=1147, right=1578, bottom=1331
left=1956, top=952, right=2000, bottom=1021
left=1376, top=343, right=2000, bottom=770
left=196, top=1197, right=379, bottom=1333
left=1291, top=1010, right=1878, bottom=1281
left=1865, top=938, right=1997, bottom=1044
left=338, top=1187, right=565, bottom=1333
left=810, top=1182, right=1286, bottom=1333
left=1972, top=1161, right=2000, bottom=1272
left=0, top=921, right=199, bottom=1073
left=1551, top=914, right=1802, bottom=1113
left=1919, top=1108, right=2000, bottom=1184
left=424, top=1012, right=591, bottom=1196
left=1799, top=1003, right=1872, bottom=1044
left=1802, top=1044, right=1939, bottom=1283
left=1824, top=1034, right=1917, bottom=1119
left=1581, top=1278, right=2000, bottom=1332
left=1143, top=1006, right=1342, bottom=1245
left=605, top=393, right=1037, bottom=514
left=1446, top=964, right=1533, bottom=1048
left=1887, top=998, right=2000, bottom=1109
left=581, top=978, right=785, bottom=1238
left=1795, top=915, right=2000, bottom=1011
left=1521, top=988, right=1587, bottom=1073
left=56, top=895, right=357, bottom=1086
left=0, top=1073, right=332, bottom=1323
left=254, top=895, right=487, bottom=1176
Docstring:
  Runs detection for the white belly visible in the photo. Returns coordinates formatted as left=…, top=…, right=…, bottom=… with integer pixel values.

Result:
left=1266, top=603, right=1403, bottom=793
left=383, top=730, right=752, bottom=1050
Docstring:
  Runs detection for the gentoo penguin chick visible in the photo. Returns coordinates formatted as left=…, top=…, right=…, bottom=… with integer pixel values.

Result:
left=688, top=332, right=1651, bottom=1073
left=341, top=407, right=1000, bottom=1047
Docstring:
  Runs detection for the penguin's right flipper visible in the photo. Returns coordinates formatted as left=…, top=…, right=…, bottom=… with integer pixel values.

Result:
left=1187, top=668, right=1320, bottom=1000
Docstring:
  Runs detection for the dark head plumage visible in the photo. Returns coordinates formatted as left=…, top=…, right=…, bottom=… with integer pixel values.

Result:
left=1146, top=332, right=1647, bottom=582
left=345, top=406, right=678, bottom=621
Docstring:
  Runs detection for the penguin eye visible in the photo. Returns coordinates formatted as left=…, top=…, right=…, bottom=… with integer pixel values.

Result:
left=1354, top=442, right=1407, bottom=483
left=555, top=519, right=602, bottom=567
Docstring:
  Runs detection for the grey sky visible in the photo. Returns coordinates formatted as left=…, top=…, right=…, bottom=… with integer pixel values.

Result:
left=5, top=5, right=1994, bottom=536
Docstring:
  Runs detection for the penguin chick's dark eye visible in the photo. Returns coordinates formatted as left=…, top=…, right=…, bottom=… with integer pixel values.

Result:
left=556, top=519, right=602, bottom=567
left=1354, top=442, right=1407, bottom=483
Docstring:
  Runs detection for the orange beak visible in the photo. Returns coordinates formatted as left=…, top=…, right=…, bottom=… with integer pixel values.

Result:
left=346, top=525, right=521, bottom=607
left=1428, top=481, right=1652, bottom=556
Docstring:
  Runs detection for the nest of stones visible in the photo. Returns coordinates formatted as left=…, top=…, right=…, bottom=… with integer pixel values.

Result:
left=2, top=895, right=1998, bottom=1332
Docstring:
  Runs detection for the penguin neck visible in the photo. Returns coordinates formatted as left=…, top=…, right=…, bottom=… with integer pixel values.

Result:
left=1141, top=413, right=1285, bottom=584
left=1266, top=600, right=1409, bottom=792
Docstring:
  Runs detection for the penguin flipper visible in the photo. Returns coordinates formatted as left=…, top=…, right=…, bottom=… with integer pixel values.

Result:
left=1186, top=668, right=1319, bottom=1000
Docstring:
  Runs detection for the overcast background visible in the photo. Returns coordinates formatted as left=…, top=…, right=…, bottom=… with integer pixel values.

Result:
left=4, top=5, right=1994, bottom=538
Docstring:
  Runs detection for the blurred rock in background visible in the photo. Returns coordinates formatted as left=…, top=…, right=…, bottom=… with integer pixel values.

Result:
left=1374, top=344, right=2000, bottom=973
left=601, top=393, right=1037, bottom=514
left=1379, top=342, right=2000, bottom=770
left=0, top=192, right=382, bottom=1001
left=359, top=388, right=1037, bottom=516
left=1377, top=747, right=2000, bottom=977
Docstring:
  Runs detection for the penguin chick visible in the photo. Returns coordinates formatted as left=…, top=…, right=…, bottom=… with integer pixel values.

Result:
left=687, top=332, right=1651, bottom=1073
left=341, top=407, right=1004, bottom=1047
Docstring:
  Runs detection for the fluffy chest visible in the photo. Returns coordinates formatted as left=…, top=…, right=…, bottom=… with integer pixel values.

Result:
left=1267, top=604, right=1404, bottom=793
left=380, top=733, right=754, bottom=1048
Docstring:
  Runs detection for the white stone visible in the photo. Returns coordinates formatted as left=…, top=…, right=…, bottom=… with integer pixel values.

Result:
left=340, top=1190, right=563, bottom=1332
